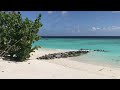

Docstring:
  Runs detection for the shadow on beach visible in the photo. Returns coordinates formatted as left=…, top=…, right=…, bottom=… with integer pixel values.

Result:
left=1, top=56, right=30, bottom=62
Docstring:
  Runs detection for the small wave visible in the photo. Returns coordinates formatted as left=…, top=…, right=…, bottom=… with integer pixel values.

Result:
left=55, top=49, right=79, bottom=51
left=38, top=47, right=91, bottom=52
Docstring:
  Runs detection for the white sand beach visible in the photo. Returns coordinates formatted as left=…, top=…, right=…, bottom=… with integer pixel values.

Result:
left=0, top=48, right=120, bottom=79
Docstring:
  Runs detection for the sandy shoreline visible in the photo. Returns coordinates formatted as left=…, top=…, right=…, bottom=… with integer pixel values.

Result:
left=0, top=48, right=120, bottom=79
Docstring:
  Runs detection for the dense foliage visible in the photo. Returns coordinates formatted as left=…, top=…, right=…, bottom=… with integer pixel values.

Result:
left=0, top=11, right=42, bottom=61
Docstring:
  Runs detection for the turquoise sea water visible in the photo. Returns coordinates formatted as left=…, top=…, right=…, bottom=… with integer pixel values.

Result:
left=33, top=37, right=120, bottom=67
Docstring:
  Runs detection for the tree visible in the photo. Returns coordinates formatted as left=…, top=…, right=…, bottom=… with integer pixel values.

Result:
left=0, top=11, right=42, bottom=61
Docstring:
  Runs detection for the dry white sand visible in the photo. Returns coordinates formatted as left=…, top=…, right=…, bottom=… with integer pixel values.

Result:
left=0, top=48, right=120, bottom=79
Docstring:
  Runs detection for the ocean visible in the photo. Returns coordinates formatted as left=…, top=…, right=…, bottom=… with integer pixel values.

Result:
left=33, top=36, right=120, bottom=68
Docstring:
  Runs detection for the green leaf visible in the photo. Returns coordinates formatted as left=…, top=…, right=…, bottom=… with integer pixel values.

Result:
left=0, top=12, right=43, bottom=61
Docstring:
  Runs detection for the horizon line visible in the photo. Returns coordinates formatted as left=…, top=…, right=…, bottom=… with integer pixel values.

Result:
left=40, top=36, right=120, bottom=37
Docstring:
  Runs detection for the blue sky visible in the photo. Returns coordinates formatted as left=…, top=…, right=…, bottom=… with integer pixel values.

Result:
left=20, top=11, right=120, bottom=36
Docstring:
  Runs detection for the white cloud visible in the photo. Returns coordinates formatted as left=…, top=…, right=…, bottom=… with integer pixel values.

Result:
left=90, top=25, right=120, bottom=32
left=101, top=26, right=120, bottom=31
left=112, top=11, right=120, bottom=13
left=91, top=27, right=101, bottom=31
left=96, top=27, right=100, bottom=30
left=61, top=11, right=67, bottom=14
left=91, top=27, right=100, bottom=31
left=112, top=26, right=120, bottom=30
left=91, top=27, right=96, bottom=31
left=48, top=11, right=53, bottom=14
left=48, top=11, right=68, bottom=15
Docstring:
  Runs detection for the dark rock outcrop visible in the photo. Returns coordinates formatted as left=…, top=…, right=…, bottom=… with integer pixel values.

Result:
left=94, top=49, right=108, bottom=52
left=37, top=50, right=89, bottom=60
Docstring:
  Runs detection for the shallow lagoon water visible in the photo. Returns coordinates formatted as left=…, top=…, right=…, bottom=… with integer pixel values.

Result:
left=33, top=37, right=120, bottom=68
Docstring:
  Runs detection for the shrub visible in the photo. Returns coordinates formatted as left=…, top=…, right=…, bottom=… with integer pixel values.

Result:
left=0, top=11, right=42, bottom=61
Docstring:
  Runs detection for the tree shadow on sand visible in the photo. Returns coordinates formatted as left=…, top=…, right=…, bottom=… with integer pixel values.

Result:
left=1, top=56, right=30, bottom=62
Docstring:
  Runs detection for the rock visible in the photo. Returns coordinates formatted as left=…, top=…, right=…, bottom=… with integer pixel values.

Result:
left=75, top=53, right=80, bottom=56
left=94, top=49, right=108, bottom=52
left=78, top=51, right=82, bottom=53
left=37, top=50, right=89, bottom=60
left=36, top=58, right=39, bottom=59
left=80, top=48, right=83, bottom=50
left=61, top=54, right=67, bottom=58
left=68, top=53, right=75, bottom=57
left=55, top=54, right=61, bottom=58
left=98, top=68, right=104, bottom=71
left=8, top=62, right=11, bottom=63
left=47, top=54, right=52, bottom=59
left=43, top=56, right=48, bottom=59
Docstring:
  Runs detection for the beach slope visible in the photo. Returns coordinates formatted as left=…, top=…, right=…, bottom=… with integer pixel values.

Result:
left=0, top=48, right=119, bottom=79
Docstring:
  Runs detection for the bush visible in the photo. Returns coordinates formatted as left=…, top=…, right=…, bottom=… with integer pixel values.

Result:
left=0, top=11, right=42, bottom=61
